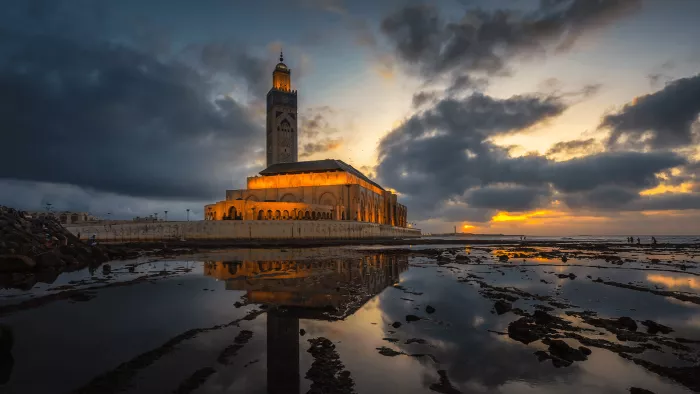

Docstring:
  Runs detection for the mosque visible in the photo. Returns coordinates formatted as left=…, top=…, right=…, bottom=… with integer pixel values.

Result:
left=204, top=53, right=408, bottom=227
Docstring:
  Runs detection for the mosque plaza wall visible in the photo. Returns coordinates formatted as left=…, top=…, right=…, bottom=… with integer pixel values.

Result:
left=65, top=219, right=420, bottom=242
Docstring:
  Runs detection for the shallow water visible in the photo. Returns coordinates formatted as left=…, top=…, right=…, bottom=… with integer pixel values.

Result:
left=1, top=245, right=699, bottom=393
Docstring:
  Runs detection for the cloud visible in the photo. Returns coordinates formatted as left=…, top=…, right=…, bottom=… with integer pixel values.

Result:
left=300, top=106, right=340, bottom=139
left=301, top=0, right=346, bottom=15
left=412, top=91, right=437, bottom=108
left=546, top=138, right=601, bottom=158
left=300, top=138, right=344, bottom=158
left=376, top=90, right=686, bottom=221
left=602, top=73, right=700, bottom=149
left=464, top=185, right=552, bottom=211
left=0, top=30, right=261, bottom=201
left=380, top=0, right=641, bottom=80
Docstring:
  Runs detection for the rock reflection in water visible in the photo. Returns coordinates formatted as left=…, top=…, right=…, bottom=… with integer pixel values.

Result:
left=204, top=254, right=408, bottom=394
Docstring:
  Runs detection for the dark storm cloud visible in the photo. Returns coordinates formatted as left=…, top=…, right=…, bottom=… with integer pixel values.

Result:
left=377, top=91, right=686, bottom=221
left=380, top=0, right=641, bottom=80
left=464, top=185, right=552, bottom=211
left=0, top=31, right=262, bottom=200
left=192, top=42, right=271, bottom=94
left=545, top=151, right=684, bottom=193
left=602, top=73, right=700, bottom=149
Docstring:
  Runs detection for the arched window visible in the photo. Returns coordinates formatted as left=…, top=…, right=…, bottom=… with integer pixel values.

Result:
left=304, top=211, right=311, bottom=219
left=257, top=210, right=264, bottom=220
left=228, top=206, right=237, bottom=220
left=275, top=210, right=281, bottom=220
left=267, top=210, right=273, bottom=220
left=283, top=210, right=289, bottom=219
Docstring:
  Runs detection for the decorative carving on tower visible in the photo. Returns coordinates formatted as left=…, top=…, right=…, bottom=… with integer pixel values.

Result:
left=266, top=51, right=298, bottom=166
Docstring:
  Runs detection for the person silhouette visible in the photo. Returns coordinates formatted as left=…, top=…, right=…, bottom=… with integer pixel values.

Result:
left=636, top=237, right=641, bottom=245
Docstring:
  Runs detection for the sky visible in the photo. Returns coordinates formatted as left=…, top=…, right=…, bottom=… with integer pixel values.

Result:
left=0, top=0, right=699, bottom=235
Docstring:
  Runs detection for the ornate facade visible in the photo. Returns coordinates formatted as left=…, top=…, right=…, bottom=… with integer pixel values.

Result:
left=204, top=55, right=408, bottom=227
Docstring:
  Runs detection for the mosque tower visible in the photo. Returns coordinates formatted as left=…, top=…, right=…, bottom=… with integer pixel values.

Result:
left=266, top=51, right=298, bottom=167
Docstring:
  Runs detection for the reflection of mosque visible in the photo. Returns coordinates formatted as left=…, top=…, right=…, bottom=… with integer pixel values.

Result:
left=204, top=254, right=408, bottom=394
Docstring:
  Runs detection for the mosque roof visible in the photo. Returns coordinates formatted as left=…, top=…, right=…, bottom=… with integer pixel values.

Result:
left=259, top=159, right=385, bottom=191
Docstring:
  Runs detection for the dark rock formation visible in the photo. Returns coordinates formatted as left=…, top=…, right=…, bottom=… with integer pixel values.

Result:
left=641, top=320, right=673, bottom=335
left=494, top=300, right=512, bottom=315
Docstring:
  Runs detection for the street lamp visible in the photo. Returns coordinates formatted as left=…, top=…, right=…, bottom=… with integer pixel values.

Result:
left=164, top=210, right=168, bottom=221
left=186, top=209, right=190, bottom=221
left=107, top=212, right=111, bottom=222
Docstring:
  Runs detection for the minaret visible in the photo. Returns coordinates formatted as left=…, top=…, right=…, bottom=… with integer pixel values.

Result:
left=266, top=51, right=298, bottom=167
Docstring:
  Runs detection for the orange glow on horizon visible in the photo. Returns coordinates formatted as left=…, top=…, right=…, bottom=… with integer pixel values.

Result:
left=491, top=210, right=554, bottom=222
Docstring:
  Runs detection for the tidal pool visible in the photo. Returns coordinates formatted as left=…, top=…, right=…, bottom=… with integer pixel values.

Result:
left=1, top=244, right=699, bottom=393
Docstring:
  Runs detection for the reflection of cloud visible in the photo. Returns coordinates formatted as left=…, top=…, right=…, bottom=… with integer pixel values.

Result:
left=472, top=316, right=485, bottom=327
left=647, top=274, right=700, bottom=290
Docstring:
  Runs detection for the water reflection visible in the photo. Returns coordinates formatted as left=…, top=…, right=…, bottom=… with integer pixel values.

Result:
left=204, top=254, right=408, bottom=394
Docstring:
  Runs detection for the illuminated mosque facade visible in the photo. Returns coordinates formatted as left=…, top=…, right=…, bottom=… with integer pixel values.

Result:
left=204, top=53, right=408, bottom=227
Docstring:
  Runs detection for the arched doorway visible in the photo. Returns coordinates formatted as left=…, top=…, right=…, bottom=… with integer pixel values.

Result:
left=228, top=206, right=237, bottom=220
left=257, top=210, right=264, bottom=220
left=275, top=210, right=281, bottom=220
left=283, top=210, right=289, bottom=219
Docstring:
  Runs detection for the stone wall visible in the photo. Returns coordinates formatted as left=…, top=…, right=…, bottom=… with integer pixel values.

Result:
left=64, top=220, right=421, bottom=242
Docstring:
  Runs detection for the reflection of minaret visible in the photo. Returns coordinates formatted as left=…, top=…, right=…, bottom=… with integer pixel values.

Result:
left=267, top=309, right=300, bottom=394
left=204, top=253, right=409, bottom=393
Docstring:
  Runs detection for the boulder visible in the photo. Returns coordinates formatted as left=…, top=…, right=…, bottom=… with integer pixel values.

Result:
left=494, top=300, right=512, bottom=315
left=425, top=305, right=436, bottom=314
left=617, top=317, right=638, bottom=331
left=35, top=251, right=65, bottom=269
left=641, top=320, right=673, bottom=335
left=0, top=255, right=35, bottom=272
left=546, top=339, right=588, bottom=362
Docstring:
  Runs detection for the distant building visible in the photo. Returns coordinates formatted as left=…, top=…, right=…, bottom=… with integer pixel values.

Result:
left=26, top=211, right=98, bottom=224
left=204, top=53, right=408, bottom=227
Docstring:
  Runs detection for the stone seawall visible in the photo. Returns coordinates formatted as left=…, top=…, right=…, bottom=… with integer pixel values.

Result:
left=65, top=220, right=421, bottom=242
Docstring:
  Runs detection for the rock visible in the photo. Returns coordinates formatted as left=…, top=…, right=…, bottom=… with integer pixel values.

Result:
left=376, top=346, right=403, bottom=357
left=91, top=247, right=109, bottom=263
left=641, top=320, right=673, bottom=335
left=546, top=339, right=588, bottom=362
left=36, top=251, right=65, bottom=269
left=556, top=273, right=576, bottom=280
left=405, top=338, right=427, bottom=345
left=391, top=321, right=402, bottom=328
left=429, top=370, right=461, bottom=394
left=533, top=310, right=555, bottom=325
left=405, top=314, right=421, bottom=322
left=233, top=301, right=243, bottom=308
left=494, top=300, right=512, bottom=315
left=579, top=346, right=592, bottom=355
left=0, top=255, right=35, bottom=272
left=617, top=317, right=638, bottom=331
left=102, top=264, right=112, bottom=274
left=299, top=329, right=306, bottom=336
left=508, top=317, right=545, bottom=344
left=629, top=388, right=656, bottom=394
left=0, top=325, right=13, bottom=353
left=561, top=255, right=568, bottom=262
left=425, top=305, right=436, bottom=314
left=498, top=255, right=509, bottom=262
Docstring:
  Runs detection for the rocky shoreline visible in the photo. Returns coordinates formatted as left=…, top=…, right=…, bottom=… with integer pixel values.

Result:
left=0, top=206, right=199, bottom=287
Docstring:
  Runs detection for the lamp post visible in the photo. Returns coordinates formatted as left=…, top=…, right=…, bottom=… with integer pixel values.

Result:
left=186, top=209, right=190, bottom=221
left=164, top=210, right=168, bottom=221
left=107, top=212, right=111, bottom=222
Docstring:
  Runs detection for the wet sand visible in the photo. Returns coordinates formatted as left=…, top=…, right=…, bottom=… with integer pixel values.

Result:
left=1, top=242, right=699, bottom=393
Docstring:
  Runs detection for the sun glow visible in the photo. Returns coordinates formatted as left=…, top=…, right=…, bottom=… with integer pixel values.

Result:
left=491, top=210, right=553, bottom=222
